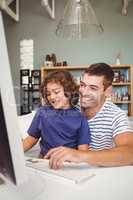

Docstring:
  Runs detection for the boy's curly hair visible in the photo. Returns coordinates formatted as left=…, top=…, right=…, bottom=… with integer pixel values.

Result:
left=40, top=70, right=79, bottom=106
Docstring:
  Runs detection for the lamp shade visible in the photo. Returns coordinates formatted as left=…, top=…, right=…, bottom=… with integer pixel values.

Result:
left=56, top=0, right=103, bottom=40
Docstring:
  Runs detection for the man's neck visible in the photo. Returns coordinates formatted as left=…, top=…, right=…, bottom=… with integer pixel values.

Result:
left=82, top=99, right=106, bottom=120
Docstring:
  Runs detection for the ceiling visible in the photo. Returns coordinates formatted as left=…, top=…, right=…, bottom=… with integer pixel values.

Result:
left=0, top=0, right=131, bottom=22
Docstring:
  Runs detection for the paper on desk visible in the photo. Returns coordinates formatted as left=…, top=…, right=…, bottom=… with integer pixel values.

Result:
left=25, top=157, right=95, bottom=184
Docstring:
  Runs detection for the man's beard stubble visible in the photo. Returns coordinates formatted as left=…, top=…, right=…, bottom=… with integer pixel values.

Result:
left=80, top=94, right=97, bottom=109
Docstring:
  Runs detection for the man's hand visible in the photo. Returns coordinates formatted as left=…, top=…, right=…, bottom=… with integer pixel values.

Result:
left=44, top=146, right=87, bottom=169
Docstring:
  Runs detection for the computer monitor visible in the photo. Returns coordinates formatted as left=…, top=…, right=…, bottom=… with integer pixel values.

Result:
left=0, top=11, right=27, bottom=185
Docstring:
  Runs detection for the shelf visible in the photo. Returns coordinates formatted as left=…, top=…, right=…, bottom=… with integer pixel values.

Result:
left=41, top=65, right=132, bottom=70
left=20, top=69, right=41, bottom=115
left=41, top=65, right=89, bottom=70
left=112, top=82, right=131, bottom=86
left=111, top=65, right=131, bottom=69
left=113, top=101, right=131, bottom=104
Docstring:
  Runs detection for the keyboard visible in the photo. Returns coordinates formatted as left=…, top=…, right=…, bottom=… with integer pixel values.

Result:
left=25, top=157, right=95, bottom=184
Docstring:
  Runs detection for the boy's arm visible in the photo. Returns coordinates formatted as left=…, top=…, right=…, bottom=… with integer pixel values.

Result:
left=77, top=116, right=90, bottom=151
left=22, top=135, right=38, bottom=152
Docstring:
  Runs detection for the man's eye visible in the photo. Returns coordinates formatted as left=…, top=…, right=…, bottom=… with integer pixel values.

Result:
left=90, top=87, right=97, bottom=91
left=80, top=83, right=85, bottom=87
left=54, top=91, right=60, bottom=94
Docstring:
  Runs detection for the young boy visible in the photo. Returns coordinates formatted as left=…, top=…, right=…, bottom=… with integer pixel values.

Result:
left=23, top=71, right=90, bottom=157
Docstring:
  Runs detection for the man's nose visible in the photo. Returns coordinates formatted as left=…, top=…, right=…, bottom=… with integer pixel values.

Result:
left=79, top=86, right=90, bottom=95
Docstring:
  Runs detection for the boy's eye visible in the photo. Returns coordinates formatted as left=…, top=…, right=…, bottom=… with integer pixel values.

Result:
left=46, top=92, right=51, bottom=96
left=46, top=90, right=60, bottom=96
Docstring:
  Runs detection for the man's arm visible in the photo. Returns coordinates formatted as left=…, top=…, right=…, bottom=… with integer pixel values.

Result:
left=45, top=132, right=133, bottom=169
left=84, top=132, right=133, bottom=167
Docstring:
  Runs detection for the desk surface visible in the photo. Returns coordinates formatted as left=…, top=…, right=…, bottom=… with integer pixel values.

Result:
left=36, top=165, right=133, bottom=200
left=0, top=165, right=133, bottom=200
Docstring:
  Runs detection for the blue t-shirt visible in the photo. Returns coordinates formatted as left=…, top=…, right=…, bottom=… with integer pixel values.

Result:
left=28, top=106, right=90, bottom=155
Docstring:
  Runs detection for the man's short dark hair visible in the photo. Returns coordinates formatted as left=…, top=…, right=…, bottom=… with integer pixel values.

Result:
left=83, top=63, right=114, bottom=89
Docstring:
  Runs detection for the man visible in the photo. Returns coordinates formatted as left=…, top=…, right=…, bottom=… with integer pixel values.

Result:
left=45, top=63, right=133, bottom=169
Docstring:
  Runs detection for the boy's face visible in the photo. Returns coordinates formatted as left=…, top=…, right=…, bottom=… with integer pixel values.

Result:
left=46, top=82, right=70, bottom=109
left=79, top=73, right=110, bottom=109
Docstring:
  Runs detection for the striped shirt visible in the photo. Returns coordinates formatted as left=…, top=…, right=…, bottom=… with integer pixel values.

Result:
left=87, top=100, right=133, bottom=150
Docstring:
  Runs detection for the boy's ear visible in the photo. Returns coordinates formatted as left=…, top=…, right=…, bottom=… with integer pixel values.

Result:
left=105, top=85, right=112, bottom=98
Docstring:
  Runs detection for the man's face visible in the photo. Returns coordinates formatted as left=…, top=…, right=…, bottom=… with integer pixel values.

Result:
left=79, top=73, right=107, bottom=109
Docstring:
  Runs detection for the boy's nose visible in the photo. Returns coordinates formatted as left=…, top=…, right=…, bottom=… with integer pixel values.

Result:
left=50, top=93, right=56, bottom=100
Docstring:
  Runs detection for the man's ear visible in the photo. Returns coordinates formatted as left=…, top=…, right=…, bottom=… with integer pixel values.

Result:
left=105, top=85, right=112, bottom=98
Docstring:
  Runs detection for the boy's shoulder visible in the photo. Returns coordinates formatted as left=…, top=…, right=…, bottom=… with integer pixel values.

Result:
left=71, top=107, right=86, bottom=118
left=36, top=106, right=53, bottom=115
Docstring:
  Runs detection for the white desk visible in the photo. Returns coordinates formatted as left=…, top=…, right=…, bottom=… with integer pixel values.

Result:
left=0, top=165, right=133, bottom=200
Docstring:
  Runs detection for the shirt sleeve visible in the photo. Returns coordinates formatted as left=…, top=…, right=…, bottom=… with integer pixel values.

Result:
left=77, top=116, right=91, bottom=145
left=112, top=110, right=133, bottom=137
left=27, top=110, right=41, bottom=139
